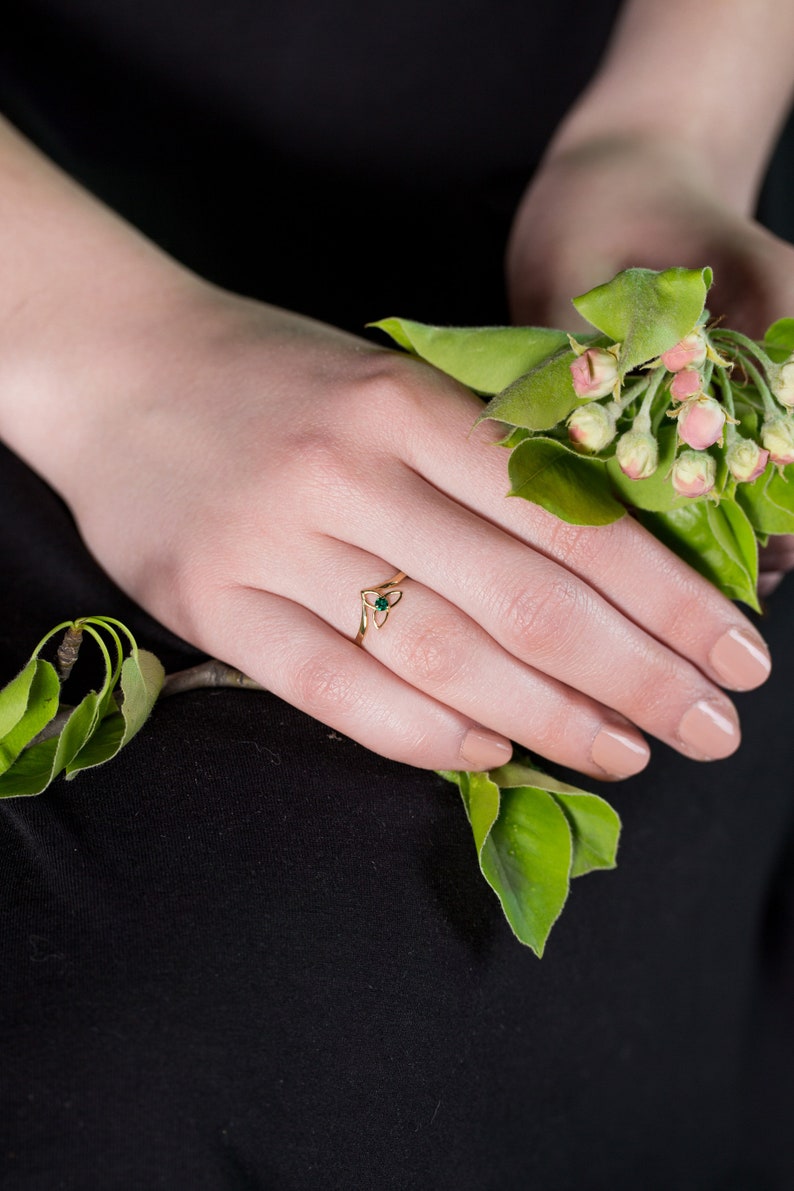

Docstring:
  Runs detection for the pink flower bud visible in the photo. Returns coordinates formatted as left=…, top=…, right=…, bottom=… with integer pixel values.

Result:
left=726, top=438, right=769, bottom=484
left=671, top=450, right=717, bottom=498
left=770, top=357, right=794, bottom=408
left=670, top=368, right=702, bottom=402
left=569, top=348, right=619, bottom=400
left=567, top=403, right=617, bottom=452
left=676, top=396, right=726, bottom=450
left=762, top=414, right=794, bottom=465
left=615, top=429, right=659, bottom=480
left=661, top=331, right=707, bottom=372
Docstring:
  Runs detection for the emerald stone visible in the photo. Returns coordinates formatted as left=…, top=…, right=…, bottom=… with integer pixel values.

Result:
left=374, top=595, right=389, bottom=612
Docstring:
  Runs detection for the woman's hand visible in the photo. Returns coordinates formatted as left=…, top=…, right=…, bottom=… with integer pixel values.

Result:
left=8, top=274, right=769, bottom=780
left=0, top=116, right=771, bottom=780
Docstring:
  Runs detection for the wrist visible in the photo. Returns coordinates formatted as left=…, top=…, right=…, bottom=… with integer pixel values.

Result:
left=547, top=1, right=794, bottom=215
left=0, top=117, right=204, bottom=497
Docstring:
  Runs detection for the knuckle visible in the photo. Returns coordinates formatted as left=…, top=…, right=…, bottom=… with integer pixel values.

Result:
left=289, top=650, right=362, bottom=719
left=656, top=584, right=714, bottom=657
left=353, top=357, right=440, bottom=443
left=498, top=570, right=585, bottom=660
left=392, top=612, right=472, bottom=689
left=541, top=516, right=607, bottom=570
left=618, top=649, right=681, bottom=724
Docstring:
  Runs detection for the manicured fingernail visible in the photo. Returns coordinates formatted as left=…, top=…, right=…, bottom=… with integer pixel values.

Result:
left=709, top=627, right=771, bottom=690
left=460, top=728, right=512, bottom=770
left=677, top=700, right=740, bottom=760
left=590, top=725, right=650, bottom=778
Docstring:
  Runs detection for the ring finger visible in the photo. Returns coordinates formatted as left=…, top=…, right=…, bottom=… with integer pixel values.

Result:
left=314, top=543, right=651, bottom=780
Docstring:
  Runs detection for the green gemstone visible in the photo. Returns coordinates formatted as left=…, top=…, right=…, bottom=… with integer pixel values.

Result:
left=374, top=595, right=389, bottom=612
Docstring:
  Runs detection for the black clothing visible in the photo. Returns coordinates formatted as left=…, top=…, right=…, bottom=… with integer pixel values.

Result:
left=2, top=3, right=794, bottom=1188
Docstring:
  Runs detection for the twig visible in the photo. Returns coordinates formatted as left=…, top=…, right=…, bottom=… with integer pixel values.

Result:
left=160, top=660, right=265, bottom=698
left=29, top=659, right=265, bottom=747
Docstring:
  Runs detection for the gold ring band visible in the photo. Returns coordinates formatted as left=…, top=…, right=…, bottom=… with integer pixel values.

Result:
left=355, top=572, right=407, bottom=645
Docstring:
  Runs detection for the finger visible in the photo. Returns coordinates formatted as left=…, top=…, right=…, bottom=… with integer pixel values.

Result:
left=392, top=394, right=772, bottom=693
left=315, top=547, right=650, bottom=781
left=190, top=585, right=513, bottom=772
left=330, top=469, right=747, bottom=763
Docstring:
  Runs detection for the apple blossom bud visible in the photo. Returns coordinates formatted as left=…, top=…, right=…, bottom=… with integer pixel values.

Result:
left=661, top=331, right=707, bottom=372
left=676, top=396, right=726, bottom=450
left=671, top=450, right=717, bottom=498
left=567, top=403, right=617, bottom=452
left=615, top=429, right=658, bottom=480
left=569, top=348, right=619, bottom=399
left=726, top=438, right=769, bottom=484
left=762, top=414, right=794, bottom=465
left=770, top=357, right=794, bottom=408
left=670, top=368, right=702, bottom=402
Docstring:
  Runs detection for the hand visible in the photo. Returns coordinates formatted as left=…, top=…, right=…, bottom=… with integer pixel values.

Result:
left=26, top=277, right=771, bottom=779
left=506, top=133, right=794, bottom=593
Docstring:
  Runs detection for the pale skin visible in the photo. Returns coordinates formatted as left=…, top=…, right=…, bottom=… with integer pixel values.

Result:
left=0, top=0, right=791, bottom=781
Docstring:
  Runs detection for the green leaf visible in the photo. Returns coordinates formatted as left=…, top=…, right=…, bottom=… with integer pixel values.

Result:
left=736, top=463, right=794, bottom=534
left=706, top=499, right=758, bottom=607
left=65, top=648, right=163, bottom=777
left=64, top=712, right=125, bottom=776
left=0, top=620, right=165, bottom=796
left=0, top=659, right=60, bottom=776
left=0, top=738, right=59, bottom=798
left=450, top=769, right=573, bottom=956
left=369, top=318, right=570, bottom=394
left=764, top=317, right=794, bottom=359
left=548, top=792, right=621, bottom=878
left=440, top=760, right=621, bottom=954
left=488, top=787, right=572, bottom=955
left=606, top=423, right=681, bottom=512
left=508, top=437, right=626, bottom=525
left=0, top=657, right=38, bottom=739
left=573, top=267, right=712, bottom=375
left=52, top=692, right=101, bottom=772
left=487, top=761, right=620, bottom=878
left=117, top=649, right=165, bottom=741
left=637, top=496, right=760, bottom=610
left=478, top=348, right=582, bottom=430
left=0, top=687, right=100, bottom=795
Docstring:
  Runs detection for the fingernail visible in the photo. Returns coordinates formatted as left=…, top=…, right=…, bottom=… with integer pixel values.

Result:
left=590, top=725, right=650, bottom=778
left=677, top=700, right=740, bottom=760
left=460, top=728, right=512, bottom=770
left=709, top=627, right=771, bottom=690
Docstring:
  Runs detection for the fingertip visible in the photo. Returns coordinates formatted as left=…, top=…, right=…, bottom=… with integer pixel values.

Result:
left=458, top=727, right=513, bottom=771
left=590, top=724, right=650, bottom=780
left=709, top=626, right=771, bottom=691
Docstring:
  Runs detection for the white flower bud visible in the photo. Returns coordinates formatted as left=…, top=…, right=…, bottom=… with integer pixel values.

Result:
left=569, top=348, right=619, bottom=400
left=567, top=403, right=617, bottom=452
left=615, top=429, right=659, bottom=480
left=770, top=357, right=794, bottom=408
left=725, top=438, right=769, bottom=484
left=671, top=450, right=716, bottom=498
left=762, top=414, right=794, bottom=465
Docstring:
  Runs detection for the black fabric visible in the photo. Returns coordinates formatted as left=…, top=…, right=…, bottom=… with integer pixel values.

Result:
left=1, top=2, right=794, bottom=1188
left=2, top=443, right=794, bottom=1190
left=0, top=0, right=622, bottom=329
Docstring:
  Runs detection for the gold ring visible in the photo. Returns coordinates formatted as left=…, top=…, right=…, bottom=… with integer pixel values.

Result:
left=355, top=571, right=407, bottom=645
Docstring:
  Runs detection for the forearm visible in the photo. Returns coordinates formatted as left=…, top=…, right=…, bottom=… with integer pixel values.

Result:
left=550, top=0, right=794, bottom=210
left=0, top=115, right=194, bottom=490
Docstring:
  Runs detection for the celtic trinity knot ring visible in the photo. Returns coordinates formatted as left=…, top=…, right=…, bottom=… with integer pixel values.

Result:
left=354, top=572, right=407, bottom=646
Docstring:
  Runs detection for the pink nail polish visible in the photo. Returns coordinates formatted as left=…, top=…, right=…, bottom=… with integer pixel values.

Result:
left=709, top=627, right=771, bottom=690
left=590, top=725, right=650, bottom=778
left=677, top=700, right=740, bottom=761
left=459, top=728, right=512, bottom=770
